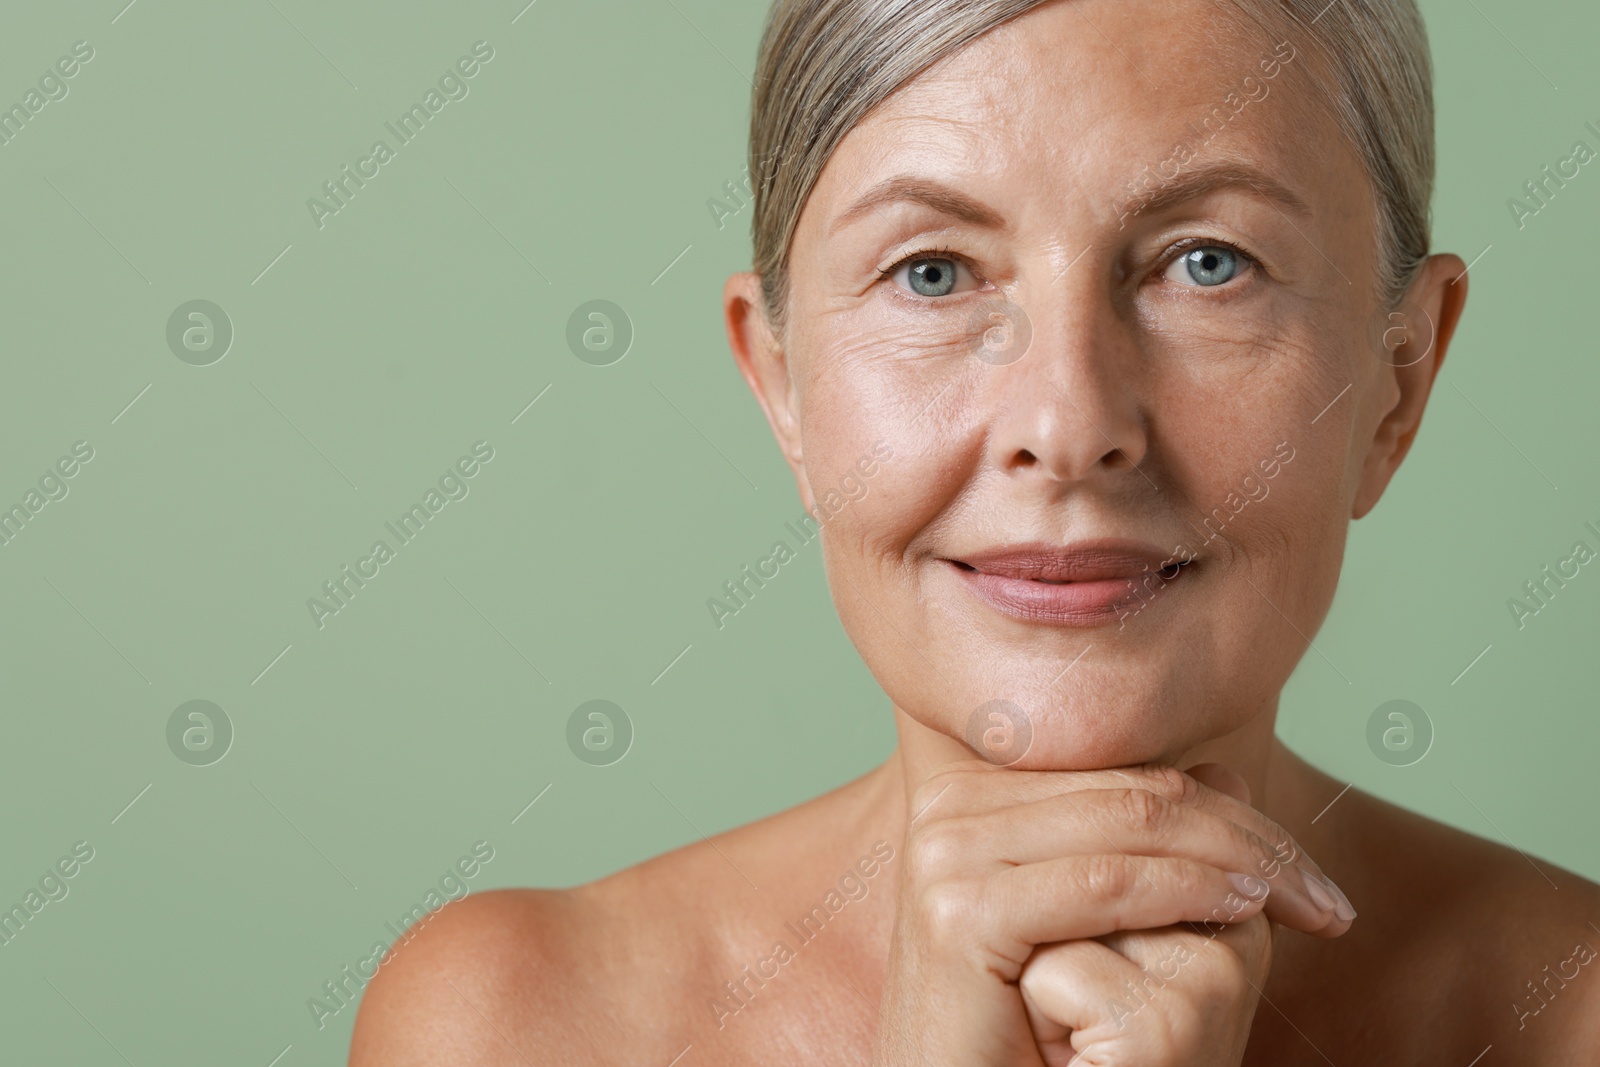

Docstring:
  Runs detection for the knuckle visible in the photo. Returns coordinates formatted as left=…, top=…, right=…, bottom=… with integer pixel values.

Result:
left=1270, top=829, right=1303, bottom=868
left=1171, top=858, right=1215, bottom=905
left=1233, top=824, right=1276, bottom=874
left=1141, top=763, right=1201, bottom=805
left=904, top=820, right=969, bottom=882
left=909, top=769, right=984, bottom=824
left=1210, top=939, right=1254, bottom=987
left=1250, top=827, right=1300, bottom=882
left=1075, top=852, right=1134, bottom=901
left=1116, top=787, right=1174, bottom=838
left=1250, top=816, right=1302, bottom=869
left=913, top=880, right=981, bottom=942
left=909, top=773, right=959, bottom=821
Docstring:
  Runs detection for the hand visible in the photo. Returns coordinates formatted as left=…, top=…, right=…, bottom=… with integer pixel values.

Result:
left=1020, top=916, right=1273, bottom=1067
left=870, top=760, right=1355, bottom=1066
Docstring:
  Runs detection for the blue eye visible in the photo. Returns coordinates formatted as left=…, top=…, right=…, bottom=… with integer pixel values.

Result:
left=1164, top=244, right=1245, bottom=287
left=906, top=257, right=958, bottom=297
left=884, top=248, right=980, bottom=299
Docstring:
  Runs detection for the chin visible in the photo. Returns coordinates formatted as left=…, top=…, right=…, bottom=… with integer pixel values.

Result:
left=1031, top=703, right=1205, bottom=771
left=924, top=661, right=1229, bottom=771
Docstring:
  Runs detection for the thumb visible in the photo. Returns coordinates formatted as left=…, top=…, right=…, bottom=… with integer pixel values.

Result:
left=1183, top=761, right=1251, bottom=806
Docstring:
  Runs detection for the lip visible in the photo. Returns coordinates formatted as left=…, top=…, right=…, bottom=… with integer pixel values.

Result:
left=944, top=538, right=1193, bottom=626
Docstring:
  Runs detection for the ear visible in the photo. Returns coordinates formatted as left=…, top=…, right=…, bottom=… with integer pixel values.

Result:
left=723, top=272, right=809, bottom=493
left=1351, top=253, right=1470, bottom=519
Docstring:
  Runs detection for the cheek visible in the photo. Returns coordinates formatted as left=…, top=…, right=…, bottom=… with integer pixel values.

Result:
left=1151, top=331, right=1350, bottom=550
left=798, top=321, right=987, bottom=532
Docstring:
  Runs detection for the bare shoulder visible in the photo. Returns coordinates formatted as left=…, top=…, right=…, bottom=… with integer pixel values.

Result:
left=348, top=887, right=585, bottom=1066
left=348, top=856, right=727, bottom=1066
left=345, top=766, right=887, bottom=1065
left=1339, top=785, right=1600, bottom=1058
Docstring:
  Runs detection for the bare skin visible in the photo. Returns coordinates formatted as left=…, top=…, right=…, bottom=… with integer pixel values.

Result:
left=350, top=0, right=1600, bottom=1063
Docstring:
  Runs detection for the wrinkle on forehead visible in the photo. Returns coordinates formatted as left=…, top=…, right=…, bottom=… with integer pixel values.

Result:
left=803, top=0, right=1372, bottom=287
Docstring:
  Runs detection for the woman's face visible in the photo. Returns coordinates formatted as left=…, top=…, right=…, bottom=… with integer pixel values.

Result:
left=730, top=0, right=1459, bottom=769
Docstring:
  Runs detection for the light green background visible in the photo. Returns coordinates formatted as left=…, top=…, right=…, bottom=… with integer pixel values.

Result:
left=0, top=0, right=1595, bottom=1062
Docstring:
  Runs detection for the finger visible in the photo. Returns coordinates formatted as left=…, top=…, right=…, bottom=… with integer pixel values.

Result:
left=1020, top=939, right=1152, bottom=1065
left=1096, top=918, right=1272, bottom=990
left=982, top=854, right=1270, bottom=954
left=1021, top=936, right=1232, bottom=1064
left=910, top=787, right=1344, bottom=935
left=1021, top=921, right=1271, bottom=1064
left=911, top=762, right=1352, bottom=922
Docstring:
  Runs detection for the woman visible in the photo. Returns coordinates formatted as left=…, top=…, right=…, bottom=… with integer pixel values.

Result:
left=350, top=0, right=1600, bottom=1062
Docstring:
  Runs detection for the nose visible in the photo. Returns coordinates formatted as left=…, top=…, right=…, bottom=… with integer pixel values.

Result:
left=980, top=284, right=1148, bottom=484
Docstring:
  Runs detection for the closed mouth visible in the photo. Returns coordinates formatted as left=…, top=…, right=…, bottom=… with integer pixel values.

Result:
left=942, top=541, right=1196, bottom=625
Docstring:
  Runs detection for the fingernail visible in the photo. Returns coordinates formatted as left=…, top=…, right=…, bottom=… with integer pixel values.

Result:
left=1322, top=875, right=1357, bottom=921
left=1299, top=868, right=1338, bottom=913
left=1307, top=870, right=1356, bottom=921
left=1226, top=871, right=1269, bottom=901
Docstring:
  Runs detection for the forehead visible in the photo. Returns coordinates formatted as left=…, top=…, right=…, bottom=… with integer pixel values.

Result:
left=811, top=0, right=1363, bottom=231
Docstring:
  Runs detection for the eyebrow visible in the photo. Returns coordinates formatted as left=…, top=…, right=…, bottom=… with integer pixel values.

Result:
left=1113, top=160, right=1314, bottom=225
left=826, top=160, right=1315, bottom=238
left=828, top=175, right=1010, bottom=237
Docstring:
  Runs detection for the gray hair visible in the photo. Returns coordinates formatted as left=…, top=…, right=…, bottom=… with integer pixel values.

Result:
left=747, top=0, right=1434, bottom=336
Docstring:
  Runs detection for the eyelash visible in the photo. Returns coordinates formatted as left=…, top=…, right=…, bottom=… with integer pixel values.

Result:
left=877, top=239, right=1260, bottom=298
left=877, top=245, right=970, bottom=279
